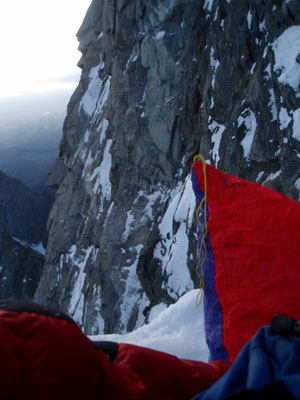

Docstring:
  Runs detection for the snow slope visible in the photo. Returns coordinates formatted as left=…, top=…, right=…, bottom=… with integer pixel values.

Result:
left=90, top=289, right=209, bottom=362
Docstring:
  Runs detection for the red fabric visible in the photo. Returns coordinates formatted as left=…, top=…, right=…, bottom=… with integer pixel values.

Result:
left=115, top=344, right=230, bottom=400
left=0, top=310, right=230, bottom=399
left=0, top=310, right=131, bottom=399
left=193, top=160, right=300, bottom=362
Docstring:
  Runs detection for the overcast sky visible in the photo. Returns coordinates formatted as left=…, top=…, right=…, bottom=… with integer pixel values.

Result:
left=0, top=0, right=92, bottom=98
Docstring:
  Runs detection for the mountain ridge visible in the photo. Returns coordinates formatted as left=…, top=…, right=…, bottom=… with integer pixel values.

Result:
left=0, top=170, right=53, bottom=246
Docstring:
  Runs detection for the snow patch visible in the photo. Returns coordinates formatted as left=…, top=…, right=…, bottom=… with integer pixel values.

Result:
left=294, top=177, right=300, bottom=198
left=31, top=242, right=45, bottom=255
left=247, top=10, right=252, bottom=30
left=279, top=108, right=292, bottom=130
left=268, top=88, right=277, bottom=121
left=123, top=52, right=138, bottom=76
left=155, top=31, right=165, bottom=40
left=82, top=150, right=94, bottom=178
left=264, top=63, right=272, bottom=79
left=83, top=129, right=91, bottom=143
left=259, top=19, right=266, bottom=32
left=80, top=61, right=111, bottom=118
left=123, top=210, right=135, bottom=242
left=91, top=285, right=105, bottom=335
left=237, top=108, right=257, bottom=160
left=88, top=139, right=112, bottom=214
left=208, top=120, right=225, bottom=167
left=154, top=177, right=195, bottom=300
left=68, top=245, right=99, bottom=325
left=272, top=26, right=300, bottom=96
left=12, top=238, right=45, bottom=255
left=256, top=171, right=264, bottom=182
left=210, top=48, right=220, bottom=89
left=103, top=201, right=114, bottom=226
left=81, top=119, right=109, bottom=179
left=214, top=7, right=219, bottom=21
left=292, top=108, right=300, bottom=141
left=80, top=64, right=101, bottom=116
left=90, top=290, right=209, bottom=361
left=263, top=170, right=281, bottom=184
left=250, top=63, right=256, bottom=74
left=204, top=0, right=214, bottom=12
left=119, top=244, right=148, bottom=333
left=99, top=118, right=109, bottom=147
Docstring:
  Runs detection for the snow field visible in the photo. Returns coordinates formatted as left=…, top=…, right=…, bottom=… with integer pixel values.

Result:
left=90, top=289, right=209, bottom=362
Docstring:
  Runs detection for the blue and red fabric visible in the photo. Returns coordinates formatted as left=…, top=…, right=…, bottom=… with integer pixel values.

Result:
left=191, top=159, right=300, bottom=362
left=192, top=325, right=300, bottom=400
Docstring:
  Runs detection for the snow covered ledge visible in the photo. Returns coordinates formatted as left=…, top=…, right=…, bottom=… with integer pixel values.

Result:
left=89, top=290, right=209, bottom=362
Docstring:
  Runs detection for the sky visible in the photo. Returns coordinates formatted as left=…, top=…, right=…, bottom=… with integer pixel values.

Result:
left=0, top=0, right=92, bottom=99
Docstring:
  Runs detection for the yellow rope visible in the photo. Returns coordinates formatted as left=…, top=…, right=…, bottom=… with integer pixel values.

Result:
left=194, top=155, right=208, bottom=308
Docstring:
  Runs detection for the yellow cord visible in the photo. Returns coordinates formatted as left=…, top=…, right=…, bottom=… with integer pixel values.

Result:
left=193, top=155, right=208, bottom=308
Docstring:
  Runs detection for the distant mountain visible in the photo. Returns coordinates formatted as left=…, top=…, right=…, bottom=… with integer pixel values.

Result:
left=0, top=89, right=72, bottom=192
left=0, top=85, right=73, bottom=301
left=0, top=223, right=44, bottom=300
left=0, top=168, right=54, bottom=301
left=0, top=147, right=57, bottom=192
left=0, top=170, right=54, bottom=248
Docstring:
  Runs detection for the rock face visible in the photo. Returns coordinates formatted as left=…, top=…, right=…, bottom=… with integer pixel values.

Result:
left=0, top=224, right=44, bottom=300
left=35, top=0, right=300, bottom=334
left=0, top=171, right=54, bottom=247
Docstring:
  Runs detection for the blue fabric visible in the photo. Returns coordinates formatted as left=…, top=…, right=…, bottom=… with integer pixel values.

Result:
left=191, top=169, right=228, bottom=361
left=192, top=327, right=300, bottom=399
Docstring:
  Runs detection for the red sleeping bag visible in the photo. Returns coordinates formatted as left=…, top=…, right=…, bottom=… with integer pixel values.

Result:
left=0, top=301, right=230, bottom=399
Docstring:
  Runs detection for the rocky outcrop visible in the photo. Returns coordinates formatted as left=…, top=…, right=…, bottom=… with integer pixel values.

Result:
left=35, top=0, right=300, bottom=334
left=0, top=224, right=44, bottom=300
left=0, top=171, right=54, bottom=247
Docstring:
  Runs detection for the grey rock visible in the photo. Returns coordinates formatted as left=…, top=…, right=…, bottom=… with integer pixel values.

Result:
left=46, top=158, right=68, bottom=190
left=35, top=0, right=300, bottom=334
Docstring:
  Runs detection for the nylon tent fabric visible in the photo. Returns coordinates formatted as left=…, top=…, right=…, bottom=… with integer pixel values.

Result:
left=191, top=159, right=300, bottom=362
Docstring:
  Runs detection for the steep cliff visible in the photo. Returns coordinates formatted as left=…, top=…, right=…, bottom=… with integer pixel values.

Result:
left=35, top=0, right=300, bottom=334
